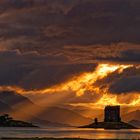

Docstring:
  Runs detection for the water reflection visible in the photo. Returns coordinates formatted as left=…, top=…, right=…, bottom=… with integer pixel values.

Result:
left=0, top=127, right=140, bottom=139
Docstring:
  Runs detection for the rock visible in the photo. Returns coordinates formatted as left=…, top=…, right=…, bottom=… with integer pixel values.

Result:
left=79, top=121, right=137, bottom=129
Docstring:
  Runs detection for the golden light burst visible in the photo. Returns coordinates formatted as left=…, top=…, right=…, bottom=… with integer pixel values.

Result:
left=71, top=93, right=140, bottom=109
left=1, top=63, right=140, bottom=108
left=41, top=64, right=131, bottom=96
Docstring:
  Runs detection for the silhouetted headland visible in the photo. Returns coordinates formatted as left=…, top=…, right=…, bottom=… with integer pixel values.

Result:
left=80, top=105, right=137, bottom=129
left=0, top=114, right=37, bottom=127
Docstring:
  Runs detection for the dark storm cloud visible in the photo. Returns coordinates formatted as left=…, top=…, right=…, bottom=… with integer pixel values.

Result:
left=0, top=0, right=140, bottom=92
left=0, top=0, right=140, bottom=59
left=109, top=76, right=140, bottom=94
left=95, top=66, right=140, bottom=94
left=95, top=48, right=140, bottom=64
left=0, top=50, right=67, bottom=86
left=63, top=43, right=140, bottom=64
left=21, top=63, right=97, bottom=90
left=0, top=50, right=96, bottom=90
left=0, top=0, right=140, bottom=63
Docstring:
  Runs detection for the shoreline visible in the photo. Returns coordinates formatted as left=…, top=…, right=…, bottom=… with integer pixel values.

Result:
left=2, top=138, right=92, bottom=140
left=1, top=138, right=139, bottom=140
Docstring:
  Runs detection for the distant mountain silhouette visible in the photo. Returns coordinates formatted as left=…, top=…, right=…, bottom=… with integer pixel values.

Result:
left=0, top=91, right=33, bottom=107
left=36, top=106, right=92, bottom=126
left=63, top=105, right=103, bottom=120
left=122, top=110, right=140, bottom=122
left=0, top=91, right=92, bottom=126
left=0, top=91, right=70, bottom=127
left=0, top=101, right=11, bottom=112
left=129, top=120, right=140, bottom=128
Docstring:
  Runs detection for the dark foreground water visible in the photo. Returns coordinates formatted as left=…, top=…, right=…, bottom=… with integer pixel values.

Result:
left=0, top=127, right=140, bottom=139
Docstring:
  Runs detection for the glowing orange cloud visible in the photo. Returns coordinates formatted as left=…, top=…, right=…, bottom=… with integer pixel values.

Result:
left=1, top=63, right=140, bottom=108
left=71, top=93, right=140, bottom=109
left=42, top=64, right=131, bottom=96
left=0, top=64, right=129, bottom=96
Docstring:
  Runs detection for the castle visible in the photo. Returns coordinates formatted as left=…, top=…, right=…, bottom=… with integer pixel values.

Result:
left=80, top=105, right=137, bottom=129
left=104, top=105, right=121, bottom=122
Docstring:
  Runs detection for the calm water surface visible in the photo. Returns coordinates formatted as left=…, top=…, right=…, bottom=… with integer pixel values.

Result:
left=0, top=127, right=140, bottom=139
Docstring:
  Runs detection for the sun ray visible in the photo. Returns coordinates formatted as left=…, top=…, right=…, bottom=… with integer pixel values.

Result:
left=1, top=63, right=140, bottom=109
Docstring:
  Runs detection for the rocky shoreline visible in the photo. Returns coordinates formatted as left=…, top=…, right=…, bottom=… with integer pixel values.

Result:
left=79, top=121, right=137, bottom=129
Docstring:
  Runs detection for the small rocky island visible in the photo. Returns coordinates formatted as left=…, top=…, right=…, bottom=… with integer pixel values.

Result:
left=80, top=106, right=137, bottom=129
left=0, top=114, right=37, bottom=127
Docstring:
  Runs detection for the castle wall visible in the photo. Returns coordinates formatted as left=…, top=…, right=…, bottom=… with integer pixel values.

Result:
left=104, top=106, right=121, bottom=122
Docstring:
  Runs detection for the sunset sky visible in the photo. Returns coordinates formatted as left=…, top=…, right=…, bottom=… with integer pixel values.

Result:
left=0, top=0, right=140, bottom=115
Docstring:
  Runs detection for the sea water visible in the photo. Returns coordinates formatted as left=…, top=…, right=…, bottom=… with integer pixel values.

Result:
left=0, top=127, right=140, bottom=139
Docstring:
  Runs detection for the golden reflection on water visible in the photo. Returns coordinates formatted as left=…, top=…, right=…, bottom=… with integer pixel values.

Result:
left=0, top=127, right=140, bottom=139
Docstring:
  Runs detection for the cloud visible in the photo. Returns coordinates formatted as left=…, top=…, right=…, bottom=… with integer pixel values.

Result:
left=109, top=76, right=140, bottom=94
left=0, top=0, right=140, bottom=64
left=0, top=0, right=140, bottom=104
left=0, top=50, right=96, bottom=90
left=95, top=66, right=140, bottom=94
left=63, top=43, right=140, bottom=64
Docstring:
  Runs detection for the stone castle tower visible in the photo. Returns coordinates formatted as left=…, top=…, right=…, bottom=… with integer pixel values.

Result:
left=104, top=105, right=121, bottom=122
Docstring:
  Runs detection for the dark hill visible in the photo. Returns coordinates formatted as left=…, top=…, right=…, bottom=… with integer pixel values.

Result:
left=129, top=120, right=140, bottom=128
left=122, top=110, right=140, bottom=122
left=0, top=91, right=89, bottom=127
left=0, top=91, right=70, bottom=127
left=0, top=101, right=11, bottom=112
left=0, top=114, right=37, bottom=127
left=0, top=91, right=33, bottom=107
left=37, top=106, right=92, bottom=126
